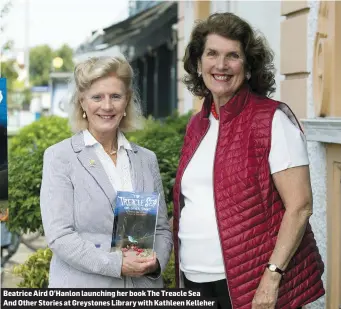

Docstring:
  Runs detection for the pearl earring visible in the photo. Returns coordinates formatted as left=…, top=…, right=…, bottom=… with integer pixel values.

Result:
left=123, top=112, right=127, bottom=117
left=246, top=72, right=251, bottom=80
left=82, top=112, right=86, bottom=119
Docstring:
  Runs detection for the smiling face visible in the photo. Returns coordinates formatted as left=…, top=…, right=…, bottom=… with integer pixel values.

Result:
left=80, top=74, right=129, bottom=138
left=199, top=34, right=246, bottom=105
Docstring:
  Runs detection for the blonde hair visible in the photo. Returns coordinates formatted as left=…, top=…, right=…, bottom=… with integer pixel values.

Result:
left=68, top=55, right=144, bottom=133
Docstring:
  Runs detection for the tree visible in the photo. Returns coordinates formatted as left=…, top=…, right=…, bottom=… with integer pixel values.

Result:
left=29, top=45, right=54, bottom=86
left=54, top=44, right=74, bottom=72
left=1, top=60, right=18, bottom=90
left=29, top=44, right=74, bottom=87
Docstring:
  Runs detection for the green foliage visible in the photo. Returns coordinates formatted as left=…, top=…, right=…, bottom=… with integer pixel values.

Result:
left=29, top=44, right=74, bottom=86
left=8, top=116, right=71, bottom=234
left=13, top=248, right=52, bottom=288
left=21, top=88, right=33, bottom=108
left=54, top=44, right=74, bottom=72
left=1, top=60, right=19, bottom=90
left=29, top=45, right=54, bottom=86
left=163, top=251, right=176, bottom=288
left=163, top=111, right=192, bottom=136
left=127, top=111, right=192, bottom=217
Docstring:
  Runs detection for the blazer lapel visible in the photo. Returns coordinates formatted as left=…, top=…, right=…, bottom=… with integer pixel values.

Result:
left=72, top=133, right=116, bottom=207
left=127, top=143, right=144, bottom=192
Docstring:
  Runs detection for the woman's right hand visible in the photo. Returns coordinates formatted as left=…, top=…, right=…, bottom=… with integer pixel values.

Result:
left=121, top=251, right=157, bottom=277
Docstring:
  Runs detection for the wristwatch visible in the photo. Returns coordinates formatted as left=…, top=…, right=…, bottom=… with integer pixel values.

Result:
left=266, top=263, right=284, bottom=275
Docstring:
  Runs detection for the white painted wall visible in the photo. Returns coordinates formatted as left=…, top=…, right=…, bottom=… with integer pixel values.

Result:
left=221, top=1, right=282, bottom=101
left=210, top=1, right=229, bottom=13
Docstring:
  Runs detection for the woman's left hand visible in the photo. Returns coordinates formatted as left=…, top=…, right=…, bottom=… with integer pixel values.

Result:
left=143, top=252, right=160, bottom=275
left=122, top=251, right=159, bottom=276
left=252, top=271, right=281, bottom=309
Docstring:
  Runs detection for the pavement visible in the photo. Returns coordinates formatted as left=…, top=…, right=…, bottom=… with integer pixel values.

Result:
left=1, top=234, right=47, bottom=288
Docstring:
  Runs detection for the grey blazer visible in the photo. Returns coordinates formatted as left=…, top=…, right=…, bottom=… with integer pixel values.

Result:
left=40, top=131, right=173, bottom=288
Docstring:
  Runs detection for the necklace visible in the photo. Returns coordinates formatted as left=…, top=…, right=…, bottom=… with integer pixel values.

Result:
left=211, top=103, right=219, bottom=120
left=108, top=149, right=117, bottom=155
left=104, top=146, right=117, bottom=155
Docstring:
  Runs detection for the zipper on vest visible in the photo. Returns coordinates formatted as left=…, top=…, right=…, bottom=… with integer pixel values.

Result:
left=212, top=120, right=234, bottom=309
left=177, top=123, right=211, bottom=285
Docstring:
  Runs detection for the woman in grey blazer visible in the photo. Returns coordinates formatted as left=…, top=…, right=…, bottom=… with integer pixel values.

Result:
left=40, top=55, right=172, bottom=288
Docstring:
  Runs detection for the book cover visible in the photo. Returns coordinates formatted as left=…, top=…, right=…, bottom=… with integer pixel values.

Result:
left=112, top=191, right=159, bottom=257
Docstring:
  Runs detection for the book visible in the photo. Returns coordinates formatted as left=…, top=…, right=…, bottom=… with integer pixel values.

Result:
left=112, top=191, right=159, bottom=257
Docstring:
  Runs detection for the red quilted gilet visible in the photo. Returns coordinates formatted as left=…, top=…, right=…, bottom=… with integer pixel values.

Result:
left=173, top=85, right=325, bottom=309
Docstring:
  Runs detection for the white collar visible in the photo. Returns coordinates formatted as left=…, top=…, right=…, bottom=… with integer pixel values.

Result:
left=83, top=129, right=132, bottom=151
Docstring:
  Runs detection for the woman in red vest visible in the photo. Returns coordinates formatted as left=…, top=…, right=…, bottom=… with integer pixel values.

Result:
left=173, top=13, right=324, bottom=309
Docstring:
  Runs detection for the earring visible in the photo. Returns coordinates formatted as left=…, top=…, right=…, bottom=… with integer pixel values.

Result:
left=82, top=111, right=86, bottom=119
left=198, top=72, right=202, bottom=77
left=246, top=72, right=251, bottom=80
left=123, top=112, right=127, bottom=117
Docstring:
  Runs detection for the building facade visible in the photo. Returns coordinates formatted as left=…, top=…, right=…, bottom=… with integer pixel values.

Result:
left=74, top=2, right=178, bottom=119
left=128, top=0, right=160, bottom=16
left=177, top=1, right=341, bottom=309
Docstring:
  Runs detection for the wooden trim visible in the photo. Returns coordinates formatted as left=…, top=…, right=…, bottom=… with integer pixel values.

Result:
left=326, top=144, right=341, bottom=309
left=313, top=1, right=341, bottom=117
left=194, top=1, right=210, bottom=20
left=281, top=0, right=308, bottom=16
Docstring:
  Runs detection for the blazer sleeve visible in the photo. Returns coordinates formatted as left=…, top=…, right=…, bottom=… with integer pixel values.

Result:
left=148, top=152, right=173, bottom=278
left=40, top=146, right=123, bottom=278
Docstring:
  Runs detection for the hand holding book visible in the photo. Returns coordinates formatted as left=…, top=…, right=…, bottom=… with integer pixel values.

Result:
left=113, top=191, right=161, bottom=278
left=121, top=251, right=159, bottom=277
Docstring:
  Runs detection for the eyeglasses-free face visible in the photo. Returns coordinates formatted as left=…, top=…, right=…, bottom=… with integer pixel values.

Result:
left=81, top=74, right=128, bottom=137
left=198, top=34, right=246, bottom=105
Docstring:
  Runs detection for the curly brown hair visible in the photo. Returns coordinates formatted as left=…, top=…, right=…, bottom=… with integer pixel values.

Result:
left=183, top=12, right=276, bottom=98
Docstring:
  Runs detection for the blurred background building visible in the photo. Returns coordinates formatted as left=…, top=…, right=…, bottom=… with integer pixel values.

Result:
left=128, top=0, right=159, bottom=16
left=74, top=1, right=178, bottom=119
